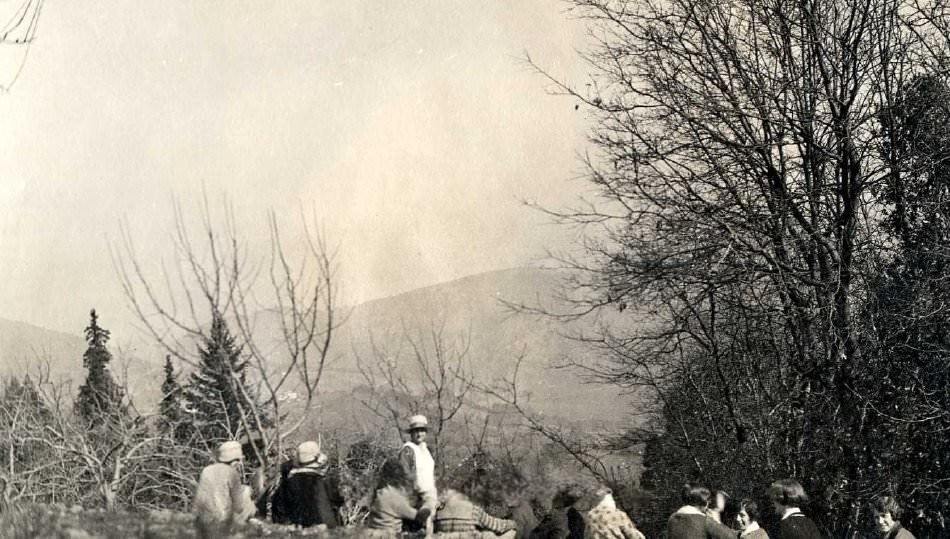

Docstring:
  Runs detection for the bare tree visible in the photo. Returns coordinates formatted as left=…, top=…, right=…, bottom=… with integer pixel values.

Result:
left=515, top=0, right=950, bottom=533
left=113, top=195, right=342, bottom=471
left=354, top=322, right=474, bottom=475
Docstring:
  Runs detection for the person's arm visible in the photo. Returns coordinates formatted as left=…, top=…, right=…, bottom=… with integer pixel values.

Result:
left=705, top=517, right=739, bottom=539
left=314, top=478, right=340, bottom=528
left=390, top=490, right=423, bottom=521
left=228, top=470, right=255, bottom=524
left=474, top=506, right=518, bottom=535
left=618, top=511, right=646, bottom=539
left=399, top=446, right=420, bottom=493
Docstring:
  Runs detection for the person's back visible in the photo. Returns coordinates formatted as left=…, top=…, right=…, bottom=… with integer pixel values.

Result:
left=366, top=485, right=428, bottom=532
left=667, top=506, right=736, bottom=538
left=779, top=513, right=821, bottom=539
left=582, top=488, right=645, bottom=539
left=507, top=499, right=539, bottom=538
left=193, top=462, right=241, bottom=523
left=434, top=489, right=517, bottom=537
left=283, top=467, right=339, bottom=528
left=192, top=461, right=254, bottom=538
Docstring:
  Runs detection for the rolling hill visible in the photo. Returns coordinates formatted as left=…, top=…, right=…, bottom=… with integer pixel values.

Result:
left=0, top=316, right=86, bottom=384
left=0, top=268, right=639, bottom=428
left=318, top=267, right=632, bottom=425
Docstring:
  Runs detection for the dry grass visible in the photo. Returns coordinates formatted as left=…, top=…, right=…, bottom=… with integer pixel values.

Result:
left=0, top=504, right=438, bottom=538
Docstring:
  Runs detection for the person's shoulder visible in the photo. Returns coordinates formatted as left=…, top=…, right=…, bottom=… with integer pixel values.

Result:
left=780, top=515, right=821, bottom=537
left=896, top=528, right=916, bottom=539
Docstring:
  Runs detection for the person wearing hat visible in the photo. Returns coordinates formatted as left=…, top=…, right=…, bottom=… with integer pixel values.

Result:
left=277, top=440, right=339, bottom=529
left=399, top=414, right=438, bottom=534
left=191, top=440, right=257, bottom=539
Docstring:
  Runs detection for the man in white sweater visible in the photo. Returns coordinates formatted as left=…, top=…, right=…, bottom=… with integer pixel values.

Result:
left=399, top=414, right=438, bottom=535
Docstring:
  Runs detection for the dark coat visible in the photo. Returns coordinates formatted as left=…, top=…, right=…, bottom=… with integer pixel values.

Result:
left=277, top=468, right=339, bottom=528
left=778, top=514, right=821, bottom=539
left=667, top=511, right=737, bottom=539
left=530, top=507, right=585, bottom=539
left=267, top=459, right=295, bottom=524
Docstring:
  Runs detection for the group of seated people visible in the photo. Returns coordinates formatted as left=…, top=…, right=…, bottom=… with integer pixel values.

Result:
left=667, top=481, right=914, bottom=539
left=192, top=440, right=915, bottom=538
left=191, top=438, right=646, bottom=538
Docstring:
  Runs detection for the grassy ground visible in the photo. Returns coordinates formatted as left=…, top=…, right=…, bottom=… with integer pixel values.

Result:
left=0, top=504, right=425, bottom=539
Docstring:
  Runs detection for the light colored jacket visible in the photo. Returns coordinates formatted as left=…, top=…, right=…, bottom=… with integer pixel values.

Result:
left=192, top=462, right=255, bottom=527
left=400, top=441, right=436, bottom=501
left=583, top=495, right=645, bottom=539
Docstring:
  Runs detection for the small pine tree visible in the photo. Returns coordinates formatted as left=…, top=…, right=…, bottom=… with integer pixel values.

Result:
left=159, top=356, right=182, bottom=425
left=159, top=355, right=192, bottom=442
left=183, top=311, right=260, bottom=449
left=75, top=309, right=125, bottom=423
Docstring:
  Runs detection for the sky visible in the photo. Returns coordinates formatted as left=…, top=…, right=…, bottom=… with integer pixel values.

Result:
left=0, top=1, right=595, bottom=337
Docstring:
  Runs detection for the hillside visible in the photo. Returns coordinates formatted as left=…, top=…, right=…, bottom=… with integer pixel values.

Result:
left=0, top=317, right=86, bottom=384
left=317, top=267, right=633, bottom=426
left=0, top=268, right=640, bottom=427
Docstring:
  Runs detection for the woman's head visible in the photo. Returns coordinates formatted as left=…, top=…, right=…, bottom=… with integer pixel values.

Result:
left=767, top=479, right=808, bottom=514
left=870, top=496, right=902, bottom=535
left=735, top=499, right=760, bottom=530
left=682, top=483, right=711, bottom=509
left=377, top=457, right=411, bottom=491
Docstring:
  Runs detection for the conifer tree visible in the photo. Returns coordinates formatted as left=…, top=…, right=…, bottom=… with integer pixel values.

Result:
left=159, top=355, right=190, bottom=441
left=183, top=311, right=259, bottom=447
left=75, top=309, right=125, bottom=422
left=159, top=356, right=181, bottom=424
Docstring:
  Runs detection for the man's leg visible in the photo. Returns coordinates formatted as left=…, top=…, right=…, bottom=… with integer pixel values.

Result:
left=420, top=492, right=438, bottom=537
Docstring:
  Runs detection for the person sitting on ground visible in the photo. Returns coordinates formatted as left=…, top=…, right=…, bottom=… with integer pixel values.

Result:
left=667, top=483, right=738, bottom=539
left=266, top=447, right=297, bottom=524
left=870, top=496, right=915, bottom=539
left=191, top=441, right=257, bottom=539
left=735, top=499, right=768, bottom=539
left=707, top=490, right=730, bottom=524
left=365, top=457, right=432, bottom=538
left=767, top=479, right=821, bottom=539
left=433, top=488, right=518, bottom=538
left=580, top=486, right=646, bottom=539
left=504, top=488, right=539, bottom=539
left=276, top=440, right=339, bottom=529
left=530, top=484, right=586, bottom=539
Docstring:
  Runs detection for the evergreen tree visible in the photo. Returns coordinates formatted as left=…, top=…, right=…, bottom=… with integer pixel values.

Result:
left=183, top=311, right=259, bottom=448
left=75, top=309, right=125, bottom=422
left=159, top=356, right=182, bottom=426
left=159, top=355, right=190, bottom=443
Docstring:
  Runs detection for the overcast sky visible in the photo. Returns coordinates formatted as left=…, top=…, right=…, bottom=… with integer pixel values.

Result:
left=0, top=1, right=594, bottom=336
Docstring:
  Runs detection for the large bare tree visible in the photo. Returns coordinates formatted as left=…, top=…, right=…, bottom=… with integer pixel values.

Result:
left=113, top=196, right=342, bottom=470
left=524, top=0, right=950, bottom=533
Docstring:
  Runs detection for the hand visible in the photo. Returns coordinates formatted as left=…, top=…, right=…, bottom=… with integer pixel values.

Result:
left=416, top=507, right=432, bottom=523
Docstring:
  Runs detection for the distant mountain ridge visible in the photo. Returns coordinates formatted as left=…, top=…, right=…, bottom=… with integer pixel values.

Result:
left=0, top=267, right=634, bottom=426
left=323, top=267, right=628, bottom=424
left=0, top=317, right=86, bottom=383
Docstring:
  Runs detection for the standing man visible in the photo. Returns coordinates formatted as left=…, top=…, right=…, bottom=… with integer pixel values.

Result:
left=399, top=414, right=438, bottom=535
